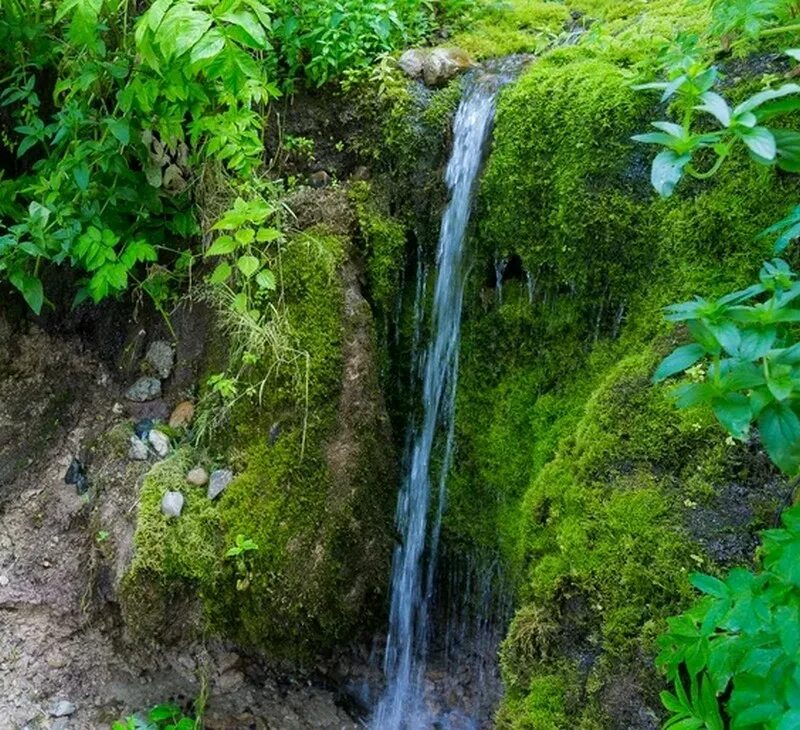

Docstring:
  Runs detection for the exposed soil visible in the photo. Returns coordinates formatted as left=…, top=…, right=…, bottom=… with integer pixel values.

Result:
left=0, top=323, right=360, bottom=730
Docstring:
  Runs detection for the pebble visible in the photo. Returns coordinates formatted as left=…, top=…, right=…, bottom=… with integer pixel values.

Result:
left=309, top=170, right=330, bottom=188
left=169, top=400, right=194, bottom=428
left=134, top=418, right=154, bottom=439
left=207, top=469, right=233, bottom=500
left=0, top=575, right=8, bottom=587
left=125, top=376, right=162, bottom=402
left=146, top=340, right=175, bottom=379
left=64, top=459, right=89, bottom=495
left=148, top=430, right=171, bottom=458
left=161, top=491, right=184, bottom=518
left=186, top=467, right=209, bottom=486
left=50, top=700, right=76, bottom=717
left=128, top=435, right=149, bottom=461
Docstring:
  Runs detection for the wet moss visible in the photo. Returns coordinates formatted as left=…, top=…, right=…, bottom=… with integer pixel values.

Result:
left=445, top=3, right=800, bottom=725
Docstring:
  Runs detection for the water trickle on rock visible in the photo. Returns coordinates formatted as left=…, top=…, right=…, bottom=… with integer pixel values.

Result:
left=374, top=62, right=520, bottom=730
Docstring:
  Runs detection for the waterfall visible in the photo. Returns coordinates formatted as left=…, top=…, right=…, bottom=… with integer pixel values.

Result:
left=373, top=68, right=511, bottom=730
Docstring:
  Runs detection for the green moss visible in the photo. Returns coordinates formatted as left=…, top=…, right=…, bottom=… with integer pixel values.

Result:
left=443, top=5, right=799, bottom=725
left=452, top=0, right=570, bottom=59
left=125, top=228, right=395, bottom=658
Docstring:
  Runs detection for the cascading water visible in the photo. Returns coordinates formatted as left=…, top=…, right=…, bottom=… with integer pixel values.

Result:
left=373, top=64, right=518, bottom=730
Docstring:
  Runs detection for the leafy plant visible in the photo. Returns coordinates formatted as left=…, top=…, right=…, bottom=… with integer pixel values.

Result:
left=633, top=58, right=800, bottom=196
left=225, top=533, right=259, bottom=591
left=113, top=703, right=195, bottom=730
left=657, top=504, right=800, bottom=729
left=653, top=256, right=800, bottom=474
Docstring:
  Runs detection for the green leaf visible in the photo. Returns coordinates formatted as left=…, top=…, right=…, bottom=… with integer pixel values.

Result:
left=190, top=28, right=226, bottom=64
left=107, top=118, right=130, bottom=145
left=697, top=91, right=731, bottom=127
left=209, top=262, right=232, bottom=284
left=255, top=268, right=276, bottom=290
left=733, top=84, right=800, bottom=116
left=9, top=271, right=44, bottom=314
left=236, top=254, right=260, bottom=277
left=757, top=401, right=800, bottom=474
left=148, top=703, right=181, bottom=722
left=256, top=227, right=282, bottom=242
left=205, top=235, right=237, bottom=256
left=651, top=149, right=691, bottom=197
left=740, top=126, right=776, bottom=161
left=653, top=344, right=706, bottom=382
left=690, top=573, right=729, bottom=599
left=73, top=163, right=90, bottom=191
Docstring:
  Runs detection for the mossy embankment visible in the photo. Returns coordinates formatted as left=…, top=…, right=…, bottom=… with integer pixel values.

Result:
left=437, top=0, right=800, bottom=727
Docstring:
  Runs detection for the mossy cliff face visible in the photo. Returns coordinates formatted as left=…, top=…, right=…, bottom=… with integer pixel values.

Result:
left=123, top=227, right=397, bottom=657
left=443, top=4, right=800, bottom=728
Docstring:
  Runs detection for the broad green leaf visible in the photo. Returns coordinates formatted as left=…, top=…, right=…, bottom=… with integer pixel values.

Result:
left=697, top=91, right=731, bottom=127
left=651, top=149, right=691, bottom=198
left=257, top=227, right=282, bottom=242
left=190, top=28, right=225, bottom=64
left=205, top=235, right=237, bottom=256
left=733, top=84, right=800, bottom=117
left=9, top=271, right=44, bottom=314
left=653, top=343, right=706, bottom=382
left=757, top=402, right=800, bottom=475
left=107, top=118, right=130, bottom=145
left=209, top=262, right=232, bottom=284
left=236, top=254, right=260, bottom=277
left=690, top=573, right=729, bottom=598
left=255, top=269, right=276, bottom=290
left=739, top=126, right=776, bottom=161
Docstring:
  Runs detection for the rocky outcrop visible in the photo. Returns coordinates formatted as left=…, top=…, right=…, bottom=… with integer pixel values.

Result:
left=398, top=47, right=476, bottom=86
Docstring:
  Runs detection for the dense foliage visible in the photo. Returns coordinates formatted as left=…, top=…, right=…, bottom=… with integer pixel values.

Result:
left=0, top=0, right=464, bottom=313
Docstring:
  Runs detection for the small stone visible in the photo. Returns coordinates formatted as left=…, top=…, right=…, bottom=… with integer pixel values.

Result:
left=398, top=48, right=426, bottom=78
left=64, top=457, right=83, bottom=485
left=112, top=402, right=125, bottom=415
left=134, top=418, right=154, bottom=439
left=186, top=467, right=209, bottom=486
left=169, top=400, right=194, bottom=429
left=207, top=469, right=233, bottom=500
left=422, top=47, right=475, bottom=87
left=216, top=669, right=244, bottom=692
left=0, top=575, right=8, bottom=587
left=50, top=700, right=76, bottom=717
left=268, top=421, right=281, bottom=446
left=51, top=719, right=70, bottom=730
left=351, top=165, right=371, bottom=181
left=309, top=170, right=330, bottom=188
left=146, top=340, right=175, bottom=379
left=128, top=435, right=149, bottom=461
left=161, top=491, right=184, bottom=518
left=148, top=430, right=170, bottom=458
left=125, top=376, right=162, bottom=402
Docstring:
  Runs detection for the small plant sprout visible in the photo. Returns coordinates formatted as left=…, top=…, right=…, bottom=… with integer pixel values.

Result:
left=225, top=534, right=259, bottom=591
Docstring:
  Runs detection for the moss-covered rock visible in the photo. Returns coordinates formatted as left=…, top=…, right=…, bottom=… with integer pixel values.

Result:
left=442, top=1, right=800, bottom=726
left=124, top=228, right=396, bottom=658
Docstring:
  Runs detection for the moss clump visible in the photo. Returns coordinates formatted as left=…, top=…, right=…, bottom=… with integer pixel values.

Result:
left=443, top=1, right=799, bottom=724
left=453, top=0, right=571, bottom=59
left=125, top=228, right=395, bottom=658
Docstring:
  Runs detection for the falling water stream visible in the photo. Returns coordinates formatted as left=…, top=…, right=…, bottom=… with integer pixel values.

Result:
left=373, top=63, right=520, bottom=730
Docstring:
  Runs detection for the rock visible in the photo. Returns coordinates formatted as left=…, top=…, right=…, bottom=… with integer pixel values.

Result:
left=169, top=400, right=194, bottom=429
left=207, top=469, right=233, bottom=500
left=422, top=47, right=474, bottom=87
left=351, top=165, right=371, bottom=181
left=148, top=429, right=170, bottom=458
left=0, top=575, right=8, bottom=587
left=128, top=399, right=170, bottom=422
left=398, top=48, right=426, bottom=78
left=112, top=401, right=125, bottom=415
left=186, top=467, right=209, bottom=486
left=128, top=435, right=149, bottom=461
left=309, top=170, right=330, bottom=188
left=64, top=458, right=88, bottom=495
left=50, top=700, right=76, bottom=717
left=269, top=421, right=281, bottom=446
left=51, top=719, right=70, bottom=730
left=125, top=376, right=162, bottom=402
left=134, top=418, right=154, bottom=439
left=216, top=669, right=244, bottom=692
left=161, top=491, right=184, bottom=518
left=146, top=340, right=175, bottom=379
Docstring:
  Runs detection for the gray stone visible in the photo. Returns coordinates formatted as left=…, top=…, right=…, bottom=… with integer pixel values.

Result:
left=148, top=429, right=170, bottom=458
left=50, top=700, right=76, bottom=717
left=146, top=340, right=175, bottom=379
left=125, top=376, right=161, bottom=402
left=0, top=575, right=8, bottom=587
left=161, top=491, right=184, bottom=518
left=128, top=435, right=149, bottom=461
left=398, top=48, right=426, bottom=78
left=422, top=47, right=474, bottom=87
left=207, top=469, right=233, bottom=500
left=309, top=170, right=330, bottom=188
left=186, top=467, right=209, bottom=486
left=51, top=720, right=70, bottom=730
